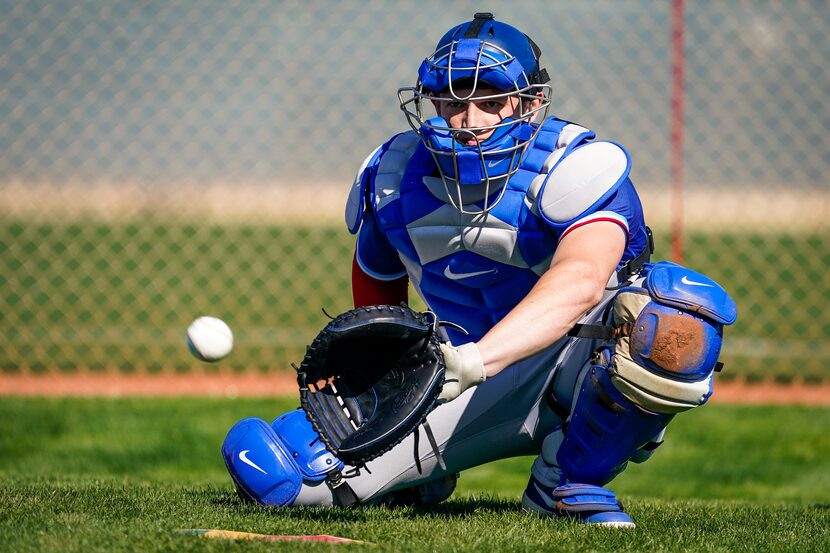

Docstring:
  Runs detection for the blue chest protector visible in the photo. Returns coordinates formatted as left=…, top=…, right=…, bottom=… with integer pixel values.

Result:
left=350, top=117, right=648, bottom=343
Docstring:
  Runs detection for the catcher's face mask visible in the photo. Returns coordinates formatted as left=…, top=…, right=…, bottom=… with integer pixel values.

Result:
left=398, top=12, right=551, bottom=215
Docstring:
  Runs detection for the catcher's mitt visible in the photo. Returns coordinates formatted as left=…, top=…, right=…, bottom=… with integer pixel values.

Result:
left=297, top=304, right=446, bottom=467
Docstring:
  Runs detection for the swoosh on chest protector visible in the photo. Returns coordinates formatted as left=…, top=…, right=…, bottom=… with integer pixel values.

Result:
left=443, top=266, right=498, bottom=280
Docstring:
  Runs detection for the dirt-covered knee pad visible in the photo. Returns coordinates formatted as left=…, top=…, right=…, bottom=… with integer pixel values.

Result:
left=610, top=261, right=737, bottom=414
left=222, top=409, right=343, bottom=507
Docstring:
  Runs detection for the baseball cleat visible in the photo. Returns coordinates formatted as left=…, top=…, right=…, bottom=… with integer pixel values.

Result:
left=377, top=473, right=459, bottom=507
left=522, top=477, right=635, bottom=528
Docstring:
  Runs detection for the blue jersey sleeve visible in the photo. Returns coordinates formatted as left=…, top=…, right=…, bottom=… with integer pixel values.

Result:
left=601, top=178, right=649, bottom=265
left=556, top=177, right=648, bottom=267
left=355, top=207, right=407, bottom=280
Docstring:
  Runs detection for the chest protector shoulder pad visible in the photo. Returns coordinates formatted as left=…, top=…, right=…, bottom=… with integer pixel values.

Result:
left=538, top=141, right=632, bottom=230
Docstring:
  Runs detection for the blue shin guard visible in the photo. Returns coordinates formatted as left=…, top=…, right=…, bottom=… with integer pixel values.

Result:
left=556, top=359, right=674, bottom=485
left=522, top=478, right=635, bottom=528
left=222, top=409, right=345, bottom=507
left=553, top=262, right=736, bottom=484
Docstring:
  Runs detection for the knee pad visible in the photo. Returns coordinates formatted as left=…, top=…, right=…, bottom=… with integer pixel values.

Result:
left=610, top=261, right=737, bottom=413
left=222, top=409, right=343, bottom=507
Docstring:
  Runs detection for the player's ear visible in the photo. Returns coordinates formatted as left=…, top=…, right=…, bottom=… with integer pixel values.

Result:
left=522, top=92, right=544, bottom=116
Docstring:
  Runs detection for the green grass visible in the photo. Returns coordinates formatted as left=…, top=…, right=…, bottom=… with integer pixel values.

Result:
left=1, top=397, right=829, bottom=552
left=1, top=218, right=828, bottom=380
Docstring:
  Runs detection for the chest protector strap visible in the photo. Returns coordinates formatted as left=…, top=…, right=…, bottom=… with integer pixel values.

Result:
left=519, top=119, right=595, bottom=174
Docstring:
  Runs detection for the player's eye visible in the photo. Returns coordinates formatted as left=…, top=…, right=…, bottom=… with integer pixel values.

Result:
left=479, top=100, right=506, bottom=112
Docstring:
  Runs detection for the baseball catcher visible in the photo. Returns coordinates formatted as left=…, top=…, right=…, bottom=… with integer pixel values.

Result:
left=222, top=13, right=737, bottom=527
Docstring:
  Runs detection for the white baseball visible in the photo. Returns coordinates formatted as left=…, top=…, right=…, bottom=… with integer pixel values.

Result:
left=186, top=316, right=234, bottom=362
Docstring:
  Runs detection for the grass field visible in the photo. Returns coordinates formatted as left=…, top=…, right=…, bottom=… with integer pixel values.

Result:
left=2, top=219, right=828, bottom=381
left=1, top=397, right=829, bottom=552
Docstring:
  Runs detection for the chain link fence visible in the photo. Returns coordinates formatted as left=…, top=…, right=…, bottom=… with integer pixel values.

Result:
left=1, top=1, right=827, bottom=382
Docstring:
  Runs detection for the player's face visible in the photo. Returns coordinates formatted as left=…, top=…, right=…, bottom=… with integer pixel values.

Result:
left=433, top=87, right=539, bottom=146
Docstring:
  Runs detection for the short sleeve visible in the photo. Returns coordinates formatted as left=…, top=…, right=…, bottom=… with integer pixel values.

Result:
left=558, top=178, right=649, bottom=266
left=355, top=207, right=407, bottom=280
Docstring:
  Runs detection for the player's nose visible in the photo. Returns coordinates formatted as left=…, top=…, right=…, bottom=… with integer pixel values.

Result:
left=464, top=103, right=482, bottom=128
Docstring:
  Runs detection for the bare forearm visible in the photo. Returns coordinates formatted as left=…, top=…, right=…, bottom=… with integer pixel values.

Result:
left=476, top=260, right=605, bottom=377
left=475, top=221, right=627, bottom=378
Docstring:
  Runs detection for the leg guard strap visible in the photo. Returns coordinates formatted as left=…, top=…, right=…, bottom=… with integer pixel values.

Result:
left=522, top=477, right=635, bottom=527
left=326, top=469, right=360, bottom=507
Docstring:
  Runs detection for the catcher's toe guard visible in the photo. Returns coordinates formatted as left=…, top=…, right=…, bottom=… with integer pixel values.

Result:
left=222, top=410, right=344, bottom=507
left=522, top=478, right=635, bottom=528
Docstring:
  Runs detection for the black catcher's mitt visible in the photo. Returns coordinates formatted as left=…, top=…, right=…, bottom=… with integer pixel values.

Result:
left=297, top=304, right=445, bottom=467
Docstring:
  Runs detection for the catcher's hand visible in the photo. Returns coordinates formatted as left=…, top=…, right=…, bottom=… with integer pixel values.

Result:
left=297, top=304, right=446, bottom=467
left=437, top=342, right=486, bottom=403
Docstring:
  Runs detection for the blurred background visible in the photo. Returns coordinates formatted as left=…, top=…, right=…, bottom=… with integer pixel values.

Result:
left=1, top=1, right=827, bottom=382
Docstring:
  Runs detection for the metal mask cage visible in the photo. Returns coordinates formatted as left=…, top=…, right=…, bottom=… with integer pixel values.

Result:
left=398, top=83, right=550, bottom=215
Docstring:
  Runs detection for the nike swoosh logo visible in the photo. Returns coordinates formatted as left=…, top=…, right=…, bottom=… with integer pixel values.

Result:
left=487, top=159, right=501, bottom=168
left=444, top=266, right=497, bottom=280
left=681, top=275, right=714, bottom=287
left=238, top=450, right=268, bottom=475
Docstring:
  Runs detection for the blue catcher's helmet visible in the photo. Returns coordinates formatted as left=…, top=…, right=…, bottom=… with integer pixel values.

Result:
left=398, top=13, right=552, bottom=214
